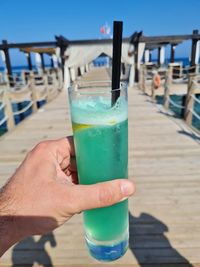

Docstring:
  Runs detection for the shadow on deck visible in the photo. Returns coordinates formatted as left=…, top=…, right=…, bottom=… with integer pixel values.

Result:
left=129, top=212, right=193, bottom=267
left=11, top=213, right=193, bottom=267
left=12, top=232, right=56, bottom=267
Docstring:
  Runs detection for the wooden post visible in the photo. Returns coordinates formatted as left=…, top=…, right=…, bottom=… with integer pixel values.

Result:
left=151, top=73, right=156, bottom=100
left=170, top=44, right=176, bottom=63
left=142, top=64, right=147, bottom=93
left=122, top=63, right=126, bottom=75
left=138, top=64, right=143, bottom=90
left=2, top=40, right=12, bottom=77
left=40, top=53, right=45, bottom=71
left=29, top=75, right=38, bottom=113
left=77, top=67, right=81, bottom=77
left=129, top=31, right=143, bottom=83
left=134, top=42, right=139, bottom=82
left=184, top=74, right=196, bottom=126
left=157, top=47, right=161, bottom=67
left=190, top=30, right=199, bottom=71
left=55, top=34, right=69, bottom=80
left=149, top=50, right=152, bottom=62
left=43, top=73, right=50, bottom=103
left=60, top=45, right=66, bottom=77
left=50, top=56, right=54, bottom=68
left=164, top=69, right=172, bottom=110
left=3, top=84, right=15, bottom=130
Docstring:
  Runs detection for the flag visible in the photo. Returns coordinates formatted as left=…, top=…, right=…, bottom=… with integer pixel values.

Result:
left=100, top=23, right=111, bottom=35
left=100, top=26, right=105, bottom=34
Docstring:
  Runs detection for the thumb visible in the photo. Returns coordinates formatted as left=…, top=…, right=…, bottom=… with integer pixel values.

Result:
left=68, top=179, right=135, bottom=214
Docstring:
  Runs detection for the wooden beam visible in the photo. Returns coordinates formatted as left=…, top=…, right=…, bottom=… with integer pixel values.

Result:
left=157, top=47, right=161, bottom=66
left=1, top=33, right=197, bottom=52
left=190, top=29, right=199, bottom=67
left=20, top=47, right=55, bottom=54
left=0, top=41, right=56, bottom=50
left=134, top=42, right=139, bottom=82
left=2, top=40, right=12, bottom=77
left=140, top=34, right=198, bottom=44
left=40, top=53, right=45, bottom=71
left=69, top=37, right=130, bottom=45
left=0, top=38, right=131, bottom=50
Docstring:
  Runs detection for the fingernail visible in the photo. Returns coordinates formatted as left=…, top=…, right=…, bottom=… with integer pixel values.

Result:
left=119, top=197, right=128, bottom=203
left=121, top=180, right=135, bottom=197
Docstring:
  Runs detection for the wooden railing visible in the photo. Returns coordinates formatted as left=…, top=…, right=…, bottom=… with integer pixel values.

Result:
left=139, top=63, right=200, bottom=131
left=0, top=68, right=63, bottom=133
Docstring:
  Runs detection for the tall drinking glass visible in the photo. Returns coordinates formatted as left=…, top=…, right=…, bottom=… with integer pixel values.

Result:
left=68, top=81, right=128, bottom=261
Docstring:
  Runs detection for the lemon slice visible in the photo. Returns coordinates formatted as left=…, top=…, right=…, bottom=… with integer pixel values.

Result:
left=108, top=120, right=117, bottom=125
left=72, top=122, right=92, bottom=133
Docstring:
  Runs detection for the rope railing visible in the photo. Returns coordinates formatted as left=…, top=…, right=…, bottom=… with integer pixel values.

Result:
left=0, top=102, right=5, bottom=111
left=12, top=101, right=33, bottom=116
left=190, top=80, right=200, bottom=89
left=168, top=97, right=185, bottom=109
left=0, top=68, right=63, bottom=134
left=189, top=108, right=200, bottom=121
left=139, top=63, right=200, bottom=131
left=0, top=116, right=8, bottom=127
left=191, top=94, right=200, bottom=105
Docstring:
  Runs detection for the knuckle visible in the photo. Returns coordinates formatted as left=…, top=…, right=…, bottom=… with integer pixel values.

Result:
left=36, top=141, right=49, bottom=150
left=34, top=141, right=50, bottom=153
left=27, top=141, right=50, bottom=160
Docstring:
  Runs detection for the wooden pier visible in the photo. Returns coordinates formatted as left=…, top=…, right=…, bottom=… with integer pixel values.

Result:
left=1, top=67, right=200, bottom=266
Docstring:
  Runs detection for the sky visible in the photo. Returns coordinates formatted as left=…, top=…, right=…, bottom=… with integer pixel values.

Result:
left=0, top=0, right=200, bottom=66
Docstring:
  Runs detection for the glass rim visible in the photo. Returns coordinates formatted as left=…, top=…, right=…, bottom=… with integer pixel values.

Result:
left=74, top=80, right=111, bottom=85
left=69, top=81, right=127, bottom=95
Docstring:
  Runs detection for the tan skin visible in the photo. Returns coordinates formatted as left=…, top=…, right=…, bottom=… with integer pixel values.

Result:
left=0, top=137, right=135, bottom=256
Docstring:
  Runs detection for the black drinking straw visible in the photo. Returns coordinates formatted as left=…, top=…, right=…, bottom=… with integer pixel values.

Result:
left=111, top=21, right=123, bottom=106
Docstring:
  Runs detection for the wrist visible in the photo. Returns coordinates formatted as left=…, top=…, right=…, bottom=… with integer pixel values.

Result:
left=0, top=216, right=22, bottom=256
left=0, top=184, right=25, bottom=256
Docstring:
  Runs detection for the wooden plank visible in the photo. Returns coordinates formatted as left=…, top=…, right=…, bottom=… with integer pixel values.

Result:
left=1, top=68, right=200, bottom=266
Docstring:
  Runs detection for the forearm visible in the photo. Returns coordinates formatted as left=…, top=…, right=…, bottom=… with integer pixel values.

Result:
left=0, top=216, right=20, bottom=257
left=0, top=184, right=23, bottom=257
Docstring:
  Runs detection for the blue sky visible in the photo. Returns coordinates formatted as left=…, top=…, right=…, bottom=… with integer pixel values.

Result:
left=0, top=0, right=200, bottom=66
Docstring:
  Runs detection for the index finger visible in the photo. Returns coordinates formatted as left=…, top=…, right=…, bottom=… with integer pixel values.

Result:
left=56, top=136, right=75, bottom=157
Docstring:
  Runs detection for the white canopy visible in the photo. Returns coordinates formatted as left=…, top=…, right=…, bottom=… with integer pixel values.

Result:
left=52, top=54, right=58, bottom=68
left=0, top=50, right=7, bottom=73
left=63, top=41, right=145, bottom=89
left=35, top=53, right=42, bottom=74
left=195, top=41, right=200, bottom=64
left=64, top=42, right=134, bottom=68
left=144, top=50, right=150, bottom=63
left=160, top=46, right=165, bottom=65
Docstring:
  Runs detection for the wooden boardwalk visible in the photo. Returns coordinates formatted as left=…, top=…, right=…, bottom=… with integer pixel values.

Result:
left=1, top=68, right=200, bottom=266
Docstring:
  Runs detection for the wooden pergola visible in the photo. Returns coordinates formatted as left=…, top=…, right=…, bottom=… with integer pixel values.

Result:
left=0, top=30, right=199, bottom=82
left=20, top=47, right=56, bottom=70
left=128, top=29, right=200, bottom=81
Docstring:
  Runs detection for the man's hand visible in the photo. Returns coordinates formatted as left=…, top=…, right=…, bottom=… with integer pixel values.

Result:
left=0, top=137, right=135, bottom=256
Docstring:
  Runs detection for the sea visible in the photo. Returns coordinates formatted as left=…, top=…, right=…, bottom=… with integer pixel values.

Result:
left=0, top=57, right=200, bottom=136
left=0, top=65, right=41, bottom=75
